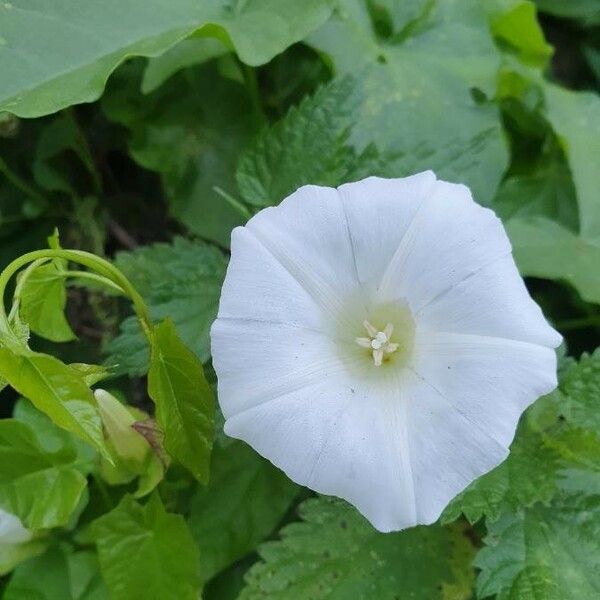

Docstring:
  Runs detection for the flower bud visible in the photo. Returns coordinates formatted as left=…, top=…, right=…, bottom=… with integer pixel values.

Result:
left=94, top=389, right=149, bottom=464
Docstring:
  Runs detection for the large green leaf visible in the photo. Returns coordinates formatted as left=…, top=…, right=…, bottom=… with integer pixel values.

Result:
left=535, top=0, right=600, bottom=25
left=475, top=493, right=600, bottom=599
left=189, top=441, right=299, bottom=583
left=240, top=497, right=475, bottom=600
left=305, top=0, right=508, bottom=205
left=0, top=419, right=87, bottom=529
left=0, top=349, right=106, bottom=455
left=4, top=546, right=108, bottom=600
left=0, top=0, right=335, bottom=117
left=103, top=61, right=254, bottom=246
left=105, top=237, right=227, bottom=375
left=147, top=319, right=214, bottom=483
left=90, top=494, right=200, bottom=600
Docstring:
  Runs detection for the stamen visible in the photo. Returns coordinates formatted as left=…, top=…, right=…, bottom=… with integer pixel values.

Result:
left=356, top=320, right=400, bottom=366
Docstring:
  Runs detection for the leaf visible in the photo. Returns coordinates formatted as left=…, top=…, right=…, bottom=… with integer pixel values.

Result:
left=147, top=319, right=214, bottom=483
left=475, top=493, right=600, bottom=599
left=103, top=62, right=255, bottom=246
left=0, top=0, right=335, bottom=117
left=0, top=536, right=47, bottom=577
left=507, top=217, right=600, bottom=304
left=3, top=546, right=108, bottom=600
left=90, top=494, right=200, bottom=600
left=240, top=497, right=475, bottom=600
left=535, top=0, right=600, bottom=26
left=0, top=419, right=87, bottom=529
left=0, top=348, right=106, bottom=456
left=306, top=0, right=509, bottom=205
left=19, top=263, right=75, bottom=343
left=236, top=76, right=387, bottom=208
left=189, top=441, right=299, bottom=583
left=141, top=37, right=228, bottom=94
left=104, top=237, right=226, bottom=375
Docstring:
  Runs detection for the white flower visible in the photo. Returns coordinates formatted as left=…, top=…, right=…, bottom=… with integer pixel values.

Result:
left=211, top=171, right=561, bottom=532
left=0, top=508, right=31, bottom=545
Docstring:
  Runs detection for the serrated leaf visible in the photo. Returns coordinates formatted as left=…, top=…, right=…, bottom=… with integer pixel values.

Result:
left=189, top=441, right=299, bottom=583
left=0, top=0, right=335, bottom=117
left=147, top=319, right=214, bottom=482
left=90, top=494, right=200, bottom=600
left=105, top=238, right=226, bottom=375
left=19, top=262, right=75, bottom=343
left=475, top=493, right=600, bottom=599
left=240, top=497, right=475, bottom=600
left=0, top=419, right=87, bottom=529
left=0, top=349, right=107, bottom=456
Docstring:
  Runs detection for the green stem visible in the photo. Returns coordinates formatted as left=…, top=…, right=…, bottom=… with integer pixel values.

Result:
left=0, top=249, right=152, bottom=341
left=241, top=63, right=267, bottom=127
left=66, top=271, right=125, bottom=295
left=213, top=186, right=252, bottom=220
left=555, top=316, right=600, bottom=330
left=6, top=257, right=54, bottom=323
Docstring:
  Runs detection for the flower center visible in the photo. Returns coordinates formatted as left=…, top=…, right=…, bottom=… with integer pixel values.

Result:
left=355, top=320, right=399, bottom=366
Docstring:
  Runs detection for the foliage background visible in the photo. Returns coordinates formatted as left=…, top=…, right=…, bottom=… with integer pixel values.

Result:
left=0, top=0, right=599, bottom=598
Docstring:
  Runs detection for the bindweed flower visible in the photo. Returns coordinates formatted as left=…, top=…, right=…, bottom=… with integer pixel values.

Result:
left=210, top=172, right=561, bottom=532
left=0, top=508, right=31, bottom=545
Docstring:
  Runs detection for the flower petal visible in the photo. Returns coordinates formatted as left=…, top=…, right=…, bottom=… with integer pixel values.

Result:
left=402, top=369, right=510, bottom=525
left=377, top=180, right=511, bottom=311
left=337, top=171, right=437, bottom=287
left=416, top=254, right=562, bottom=348
left=217, top=226, right=325, bottom=330
left=223, top=375, right=419, bottom=532
left=411, top=330, right=558, bottom=448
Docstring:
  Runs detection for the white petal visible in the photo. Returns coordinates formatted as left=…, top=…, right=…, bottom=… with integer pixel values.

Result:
left=337, top=171, right=437, bottom=287
left=377, top=180, right=511, bottom=311
left=245, top=185, right=363, bottom=324
left=416, top=254, right=561, bottom=348
left=217, top=227, right=324, bottom=330
left=411, top=330, right=558, bottom=449
left=402, top=369, right=510, bottom=525
left=224, top=375, right=418, bottom=532
left=211, top=318, right=347, bottom=419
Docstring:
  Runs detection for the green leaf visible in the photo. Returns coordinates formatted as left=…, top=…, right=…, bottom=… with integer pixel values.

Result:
left=90, top=494, right=200, bottom=600
left=141, top=37, right=228, bottom=94
left=0, top=419, right=87, bottom=529
left=189, top=441, right=299, bottom=583
left=0, top=349, right=107, bottom=459
left=236, top=76, right=387, bottom=208
left=306, top=0, right=508, bottom=205
left=0, top=0, right=335, bottom=117
left=507, top=217, right=600, bottom=304
left=19, top=263, right=75, bottom=343
left=103, top=62, right=255, bottom=246
left=475, top=493, right=600, bottom=599
left=0, top=537, right=47, bottom=577
left=105, top=237, right=227, bottom=375
left=240, top=497, right=475, bottom=600
left=535, top=0, right=600, bottom=26
left=543, top=84, right=600, bottom=241
left=3, top=546, right=108, bottom=600
left=147, top=319, right=214, bottom=483
left=0, top=348, right=106, bottom=456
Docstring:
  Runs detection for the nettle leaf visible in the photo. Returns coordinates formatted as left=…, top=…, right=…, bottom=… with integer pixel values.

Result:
left=90, top=494, right=200, bottom=600
left=240, top=497, right=475, bottom=600
left=104, top=237, right=227, bottom=375
left=306, top=0, right=508, bottom=205
left=0, top=349, right=106, bottom=456
left=0, top=0, right=335, bottom=117
left=189, top=440, right=300, bottom=583
left=475, top=493, right=600, bottom=599
left=103, top=61, right=255, bottom=246
left=147, top=319, right=215, bottom=483
left=236, top=76, right=387, bottom=208
left=4, top=545, right=108, bottom=600
left=0, top=419, right=87, bottom=529
left=19, top=262, right=75, bottom=343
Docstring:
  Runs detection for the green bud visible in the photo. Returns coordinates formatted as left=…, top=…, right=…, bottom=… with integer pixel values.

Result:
left=95, top=389, right=149, bottom=464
